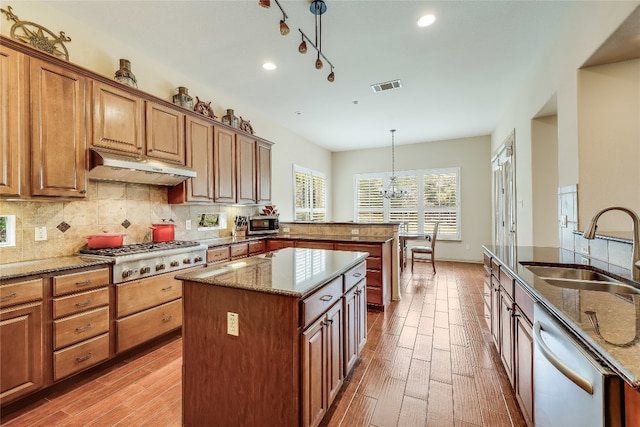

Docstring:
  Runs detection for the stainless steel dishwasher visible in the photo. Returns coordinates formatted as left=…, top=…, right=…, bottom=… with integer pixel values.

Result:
left=533, top=304, right=623, bottom=427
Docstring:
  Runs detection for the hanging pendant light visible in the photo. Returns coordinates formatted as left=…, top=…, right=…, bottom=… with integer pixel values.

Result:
left=381, top=129, right=408, bottom=199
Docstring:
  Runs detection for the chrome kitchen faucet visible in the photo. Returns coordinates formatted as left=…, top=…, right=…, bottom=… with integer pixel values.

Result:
left=583, top=206, right=640, bottom=281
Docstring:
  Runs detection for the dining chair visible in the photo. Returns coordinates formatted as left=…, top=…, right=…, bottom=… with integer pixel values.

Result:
left=411, top=222, right=439, bottom=273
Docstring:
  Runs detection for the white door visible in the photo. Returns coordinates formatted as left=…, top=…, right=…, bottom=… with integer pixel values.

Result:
left=492, top=131, right=516, bottom=265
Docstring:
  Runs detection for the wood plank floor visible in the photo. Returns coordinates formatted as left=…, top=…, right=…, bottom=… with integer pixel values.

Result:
left=1, top=261, right=526, bottom=427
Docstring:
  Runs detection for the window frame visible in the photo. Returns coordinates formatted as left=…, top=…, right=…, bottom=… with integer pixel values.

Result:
left=293, top=165, right=327, bottom=222
left=0, top=215, right=16, bottom=247
left=354, top=167, right=461, bottom=240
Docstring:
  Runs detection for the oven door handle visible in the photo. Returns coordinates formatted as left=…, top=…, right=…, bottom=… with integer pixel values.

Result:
left=533, top=321, right=594, bottom=395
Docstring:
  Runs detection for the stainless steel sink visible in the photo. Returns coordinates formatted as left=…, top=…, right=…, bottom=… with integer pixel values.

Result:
left=523, top=264, right=640, bottom=295
left=524, top=265, right=619, bottom=283
left=540, top=278, right=640, bottom=295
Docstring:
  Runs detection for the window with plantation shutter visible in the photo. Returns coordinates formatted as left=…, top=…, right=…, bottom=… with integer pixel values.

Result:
left=355, top=168, right=461, bottom=239
left=294, top=165, right=326, bottom=221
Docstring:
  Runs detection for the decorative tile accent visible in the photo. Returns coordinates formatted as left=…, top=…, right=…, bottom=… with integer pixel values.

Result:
left=121, top=219, right=131, bottom=229
left=57, top=221, right=70, bottom=233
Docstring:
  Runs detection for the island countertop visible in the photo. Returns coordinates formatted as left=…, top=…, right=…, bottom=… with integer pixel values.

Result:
left=176, top=247, right=370, bottom=298
left=483, top=245, right=640, bottom=389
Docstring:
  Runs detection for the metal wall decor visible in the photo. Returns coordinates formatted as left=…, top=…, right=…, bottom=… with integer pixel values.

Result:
left=1, top=5, right=71, bottom=60
left=194, top=97, right=217, bottom=120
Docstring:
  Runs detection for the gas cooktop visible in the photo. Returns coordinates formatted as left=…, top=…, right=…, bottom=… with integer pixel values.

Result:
left=79, top=240, right=201, bottom=257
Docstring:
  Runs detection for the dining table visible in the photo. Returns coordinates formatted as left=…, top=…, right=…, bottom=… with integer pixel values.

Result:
left=399, top=232, right=432, bottom=271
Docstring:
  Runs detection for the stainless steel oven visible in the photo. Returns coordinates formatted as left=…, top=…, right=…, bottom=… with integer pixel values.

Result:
left=247, top=216, right=279, bottom=235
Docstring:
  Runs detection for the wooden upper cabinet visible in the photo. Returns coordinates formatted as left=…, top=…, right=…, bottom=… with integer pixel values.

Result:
left=145, top=102, right=185, bottom=164
left=236, top=134, right=257, bottom=204
left=169, top=115, right=214, bottom=203
left=92, top=80, right=144, bottom=155
left=214, top=126, right=236, bottom=203
left=30, top=58, right=87, bottom=198
left=257, top=140, right=272, bottom=203
left=0, top=45, right=28, bottom=197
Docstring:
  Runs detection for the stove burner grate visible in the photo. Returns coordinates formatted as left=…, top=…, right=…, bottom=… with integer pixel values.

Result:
left=79, top=240, right=201, bottom=257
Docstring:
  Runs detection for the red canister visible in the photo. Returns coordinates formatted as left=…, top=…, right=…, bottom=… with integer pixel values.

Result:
left=150, top=223, right=176, bottom=242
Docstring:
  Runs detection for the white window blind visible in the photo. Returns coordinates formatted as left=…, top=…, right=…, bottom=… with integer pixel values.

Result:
left=294, top=165, right=326, bottom=221
left=355, top=168, right=461, bottom=239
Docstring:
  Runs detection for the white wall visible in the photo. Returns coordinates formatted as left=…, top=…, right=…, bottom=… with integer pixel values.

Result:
left=0, top=1, right=332, bottom=222
left=531, top=115, right=558, bottom=247
left=491, top=1, right=639, bottom=246
left=333, top=136, right=492, bottom=262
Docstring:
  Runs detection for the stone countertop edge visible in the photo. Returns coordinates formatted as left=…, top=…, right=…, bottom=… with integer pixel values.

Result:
left=176, top=251, right=369, bottom=299
left=0, top=256, right=113, bottom=281
left=198, top=234, right=393, bottom=248
left=482, top=245, right=640, bottom=390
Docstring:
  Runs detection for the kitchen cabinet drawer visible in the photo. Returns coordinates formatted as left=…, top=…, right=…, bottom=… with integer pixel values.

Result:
left=366, top=270, right=382, bottom=287
left=248, top=240, right=266, bottom=255
left=482, top=280, right=492, bottom=308
left=53, top=287, right=109, bottom=319
left=53, top=306, right=109, bottom=350
left=1, top=278, right=43, bottom=308
left=230, top=243, right=249, bottom=260
left=499, top=266, right=515, bottom=298
left=207, top=246, right=230, bottom=264
left=514, top=280, right=534, bottom=322
left=117, top=274, right=182, bottom=318
left=301, top=276, right=343, bottom=329
left=116, top=299, right=182, bottom=353
left=53, top=268, right=110, bottom=296
left=365, top=256, right=382, bottom=271
left=267, top=239, right=295, bottom=250
left=366, top=286, right=382, bottom=307
left=335, top=243, right=381, bottom=257
left=343, top=262, right=366, bottom=292
left=53, top=333, right=109, bottom=381
left=296, top=240, right=335, bottom=250
left=483, top=253, right=491, bottom=269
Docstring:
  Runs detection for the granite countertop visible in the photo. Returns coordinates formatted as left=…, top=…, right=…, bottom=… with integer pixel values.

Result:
left=483, top=245, right=640, bottom=389
left=198, top=234, right=393, bottom=248
left=273, top=234, right=394, bottom=244
left=176, top=247, right=369, bottom=298
left=0, top=256, right=113, bottom=281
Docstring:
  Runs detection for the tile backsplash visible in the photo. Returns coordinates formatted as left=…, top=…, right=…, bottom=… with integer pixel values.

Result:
left=0, top=181, right=257, bottom=263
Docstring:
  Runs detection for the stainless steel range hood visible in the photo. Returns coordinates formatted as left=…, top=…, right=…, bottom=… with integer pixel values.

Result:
left=88, top=148, right=196, bottom=186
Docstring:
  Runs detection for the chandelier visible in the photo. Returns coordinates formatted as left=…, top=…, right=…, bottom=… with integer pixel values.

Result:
left=380, top=129, right=408, bottom=199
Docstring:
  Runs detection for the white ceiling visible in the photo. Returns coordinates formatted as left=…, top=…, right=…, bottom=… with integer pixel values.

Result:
left=45, top=1, right=581, bottom=151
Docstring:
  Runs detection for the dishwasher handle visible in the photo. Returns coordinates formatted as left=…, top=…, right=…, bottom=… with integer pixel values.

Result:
left=533, top=321, right=594, bottom=395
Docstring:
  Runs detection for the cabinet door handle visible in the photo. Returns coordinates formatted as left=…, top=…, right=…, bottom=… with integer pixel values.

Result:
left=353, top=272, right=362, bottom=278
left=162, top=315, right=173, bottom=323
left=75, top=300, right=92, bottom=308
left=75, top=323, right=93, bottom=333
left=75, top=280, right=92, bottom=287
left=161, top=285, right=174, bottom=292
left=75, top=352, right=93, bottom=363
left=320, top=295, right=333, bottom=302
left=0, top=293, right=17, bottom=301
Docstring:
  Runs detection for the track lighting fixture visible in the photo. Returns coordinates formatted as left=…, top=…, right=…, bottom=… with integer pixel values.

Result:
left=260, top=0, right=336, bottom=82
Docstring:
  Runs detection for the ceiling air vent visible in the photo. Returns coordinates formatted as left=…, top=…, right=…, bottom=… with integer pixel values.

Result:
left=371, top=79, right=402, bottom=93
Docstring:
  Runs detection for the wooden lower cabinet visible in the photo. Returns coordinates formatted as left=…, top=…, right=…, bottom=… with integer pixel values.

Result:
left=248, top=240, right=266, bottom=255
left=0, top=301, right=43, bottom=405
left=115, top=270, right=193, bottom=353
left=116, top=299, right=182, bottom=353
left=268, top=239, right=295, bottom=251
left=344, top=278, right=366, bottom=376
left=182, top=260, right=366, bottom=426
left=514, top=309, right=534, bottom=426
left=625, top=383, right=640, bottom=426
left=51, top=267, right=110, bottom=381
left=207, top=246, right=231, bottom=265
left=302, top=302, right=343, bottom=427
left=484, top=250, right=534, bottom=426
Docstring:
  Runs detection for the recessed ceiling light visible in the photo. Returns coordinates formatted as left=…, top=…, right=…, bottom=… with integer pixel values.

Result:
left=262, top=62, right=277, bottom=71
left=417, top=14, right=435, bottom=27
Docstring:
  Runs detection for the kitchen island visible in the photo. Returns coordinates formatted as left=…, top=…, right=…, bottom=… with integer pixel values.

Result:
left=176, top=248, right=369, bottom=427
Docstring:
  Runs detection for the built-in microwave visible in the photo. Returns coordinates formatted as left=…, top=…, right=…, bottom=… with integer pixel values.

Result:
left=248, top=216, right=279, bottom=235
